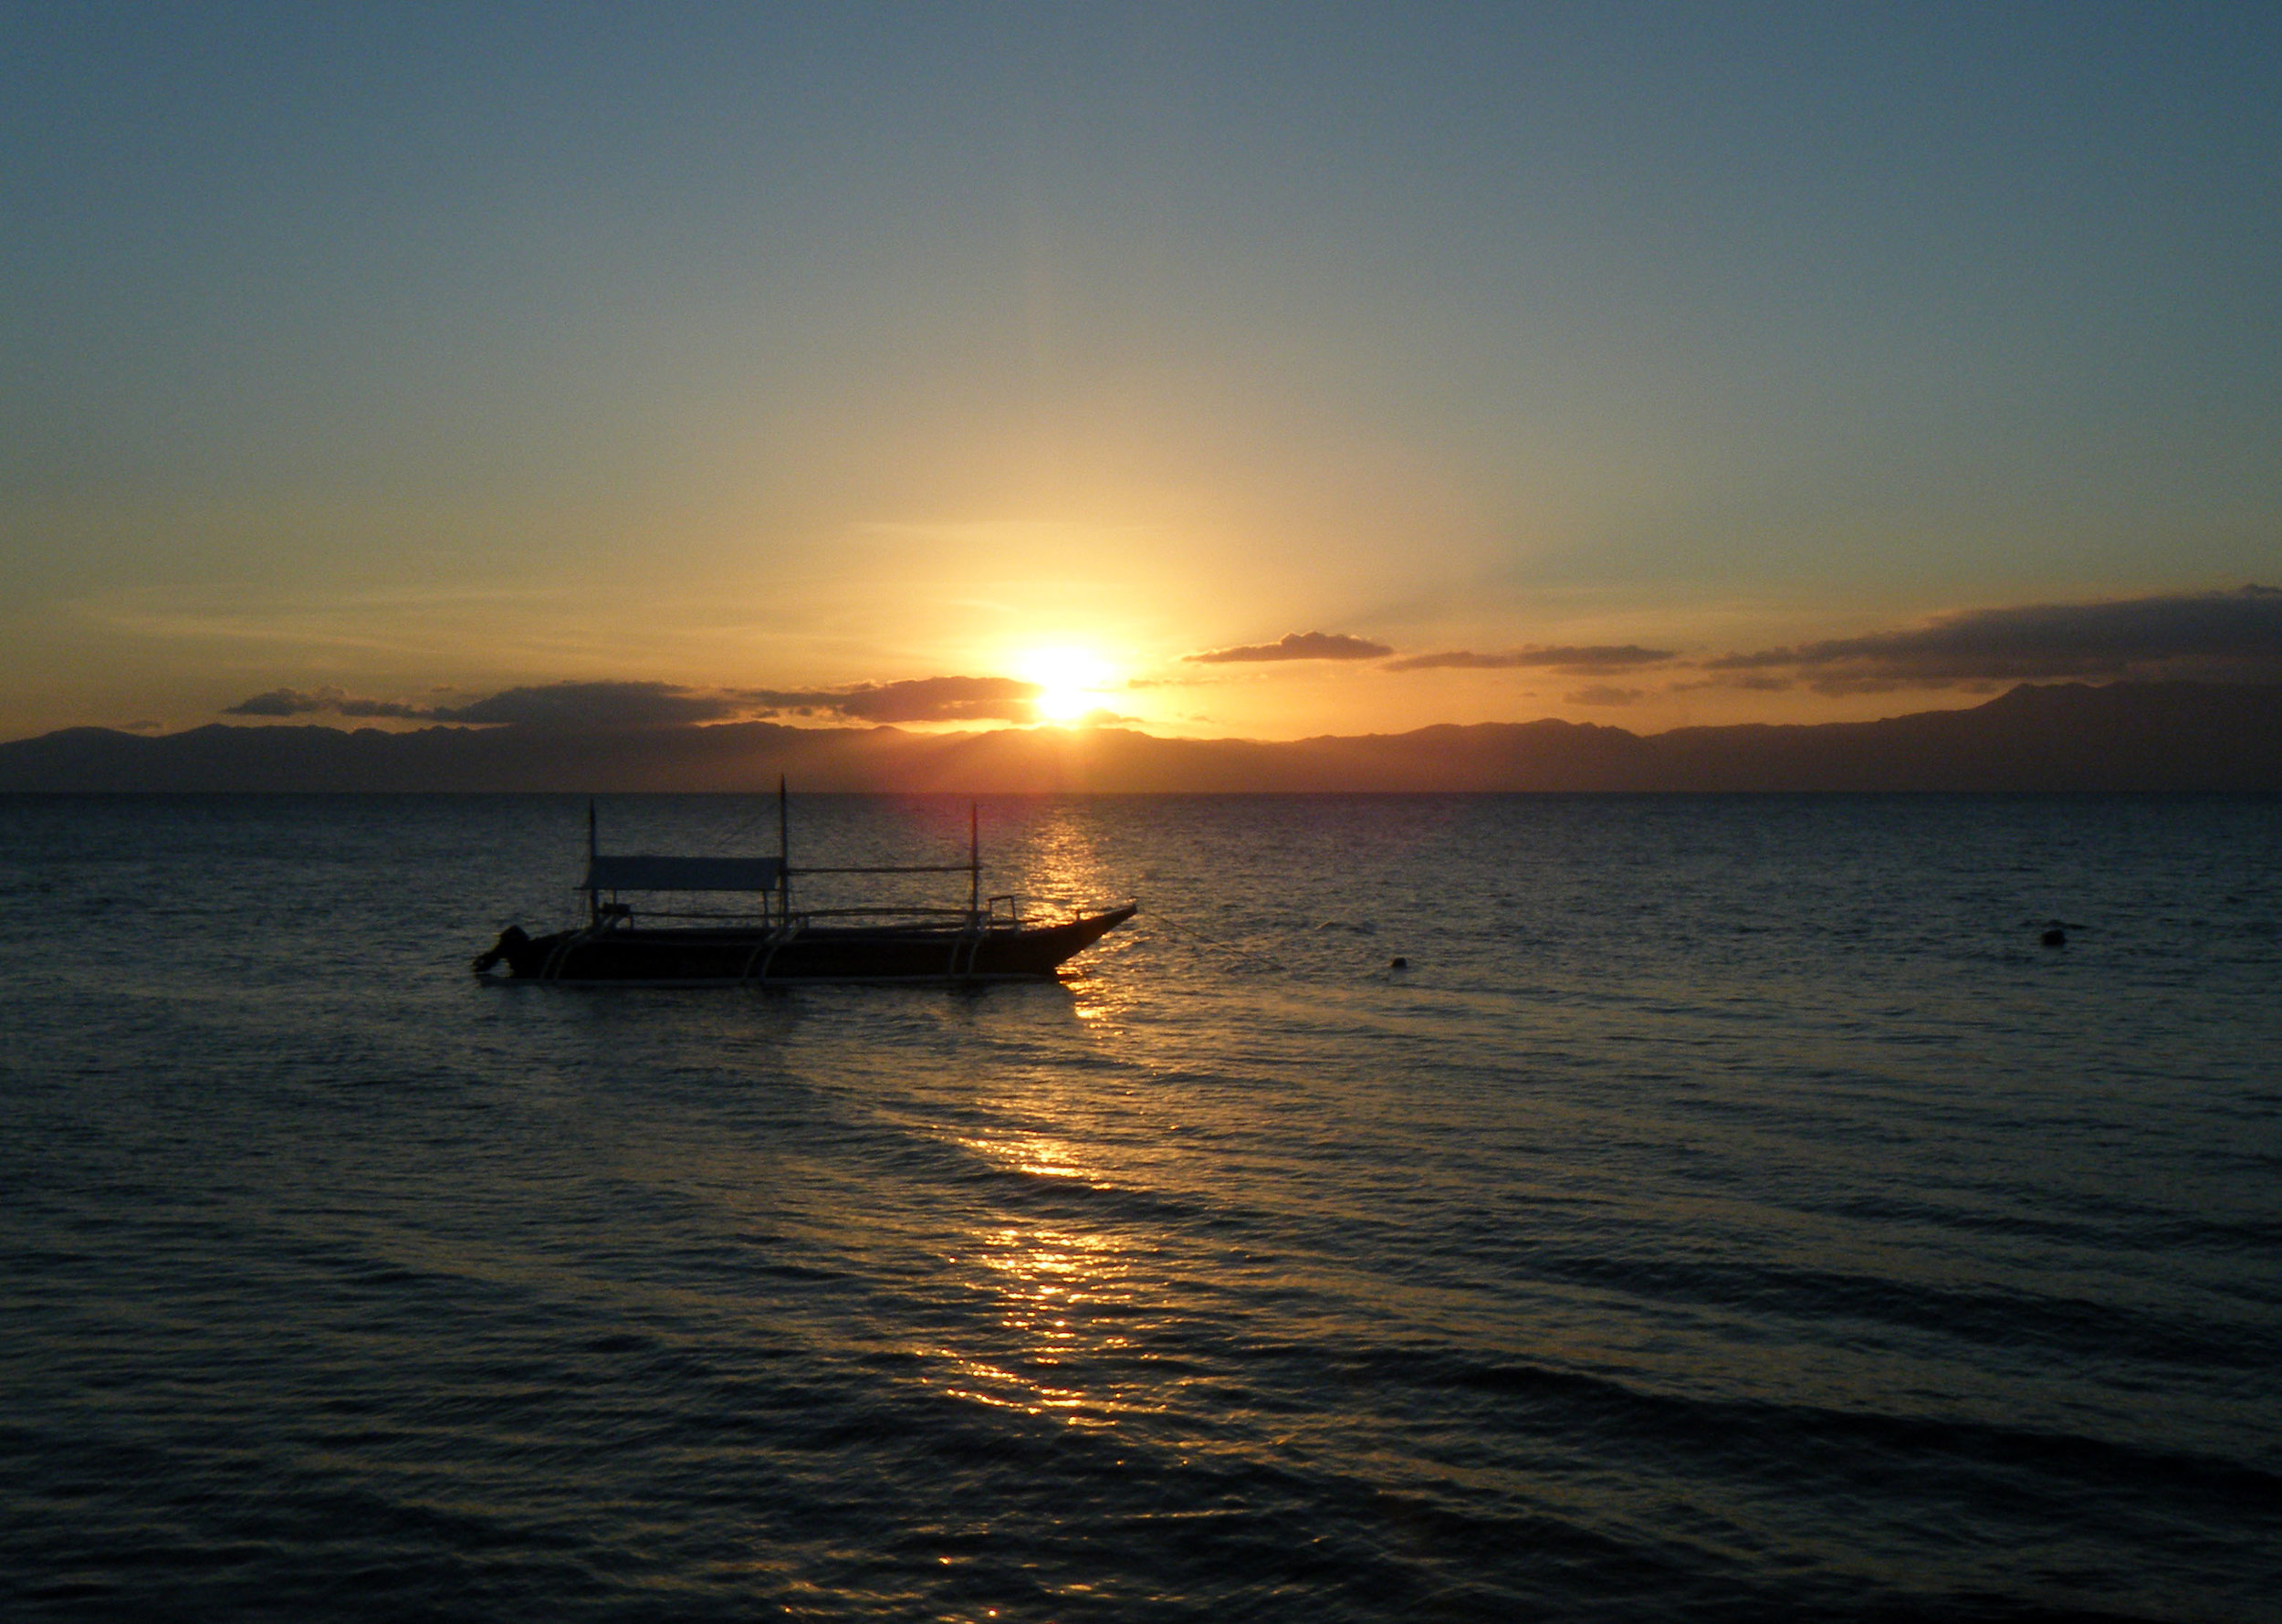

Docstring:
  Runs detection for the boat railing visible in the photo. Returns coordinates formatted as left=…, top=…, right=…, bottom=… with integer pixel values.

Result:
left=986, top=892, right=1129, bottom=927
left=795, top=904, right=979, bottom=921
left=595, top=906, right=759, bottom=925
left=793, top=864, right=975, bottom=877
left=584, top=891, right=1113, bottom=927
left=784, top=898, right=1108, bottom=928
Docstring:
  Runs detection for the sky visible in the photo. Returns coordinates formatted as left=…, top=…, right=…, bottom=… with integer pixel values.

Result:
left=4, top=0, right=2278, bottom=743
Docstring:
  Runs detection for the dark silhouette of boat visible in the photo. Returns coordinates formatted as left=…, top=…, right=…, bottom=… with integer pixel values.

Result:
left=474, top=788, right=1136, bottom=985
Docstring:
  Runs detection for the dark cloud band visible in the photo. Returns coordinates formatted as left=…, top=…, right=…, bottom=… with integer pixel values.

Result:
left=739, top=676, right=1041, bottom=725
left=224, top=676, right=1046, bottom=729
left=1704, top=584, right=2282, bottom=693
left=225, top=686, right=441, bottom=719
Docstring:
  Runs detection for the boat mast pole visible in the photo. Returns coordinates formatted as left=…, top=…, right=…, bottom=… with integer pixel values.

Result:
left=586, top=799, right=599, bottom=927
left=778, top=775, right=790, bottom=926
left=969, top=801, right=980, bottom=920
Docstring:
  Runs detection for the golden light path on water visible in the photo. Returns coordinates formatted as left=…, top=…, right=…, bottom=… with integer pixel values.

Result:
left=928, top=1095, right=1163, bottom=1430
left=932, top=801, right=1159, bottom=1430
left=781, top=801, right=1152, bottom=1435
left=944, top=1211, right=1138, bottom=1426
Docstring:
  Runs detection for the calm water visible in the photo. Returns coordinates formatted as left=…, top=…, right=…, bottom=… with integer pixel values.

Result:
left=3, top=793, right=2277, bottom=1622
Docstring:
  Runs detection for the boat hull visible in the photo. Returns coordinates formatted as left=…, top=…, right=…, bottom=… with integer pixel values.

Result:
left=477, top=904, right=1136, bottom=985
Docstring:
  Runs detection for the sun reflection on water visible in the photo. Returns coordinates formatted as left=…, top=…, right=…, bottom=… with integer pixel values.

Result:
left=928, top=1134, right=1160, bottom=1430
left=1005, top=809, right=1145, bottom=1029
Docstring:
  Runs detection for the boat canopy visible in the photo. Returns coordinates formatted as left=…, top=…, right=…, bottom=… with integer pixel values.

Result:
left=584, top=855, right=785, bottom=892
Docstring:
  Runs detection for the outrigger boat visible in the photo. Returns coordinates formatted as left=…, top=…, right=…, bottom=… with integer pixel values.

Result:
left=473, top=785, right=1136, bottom=985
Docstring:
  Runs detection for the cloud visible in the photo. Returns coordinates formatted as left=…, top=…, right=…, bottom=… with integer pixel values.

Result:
left=1386, top=644, right=1676, bottom=673
left=441, top=676, right=1047, bottom=728
left=1704, top=584, right=2282, bottom=693
left=1184, top=631, right=1394, bottom=664
left=743, top=675, right=1041, bottom=725
left=224, top=680, right=743, bottom=728
left=1669, top=672, right=1795, bottom=693
left=222, top=675, right=1052, bottom=729
left=225, top=687, right=338, bottom=717
left=1565, top=685, right=1645, bottom=707
left=335, top=697, right=443, bottom=718
left=225, top=685, right=445, bottom=719
left=431, top=682, right=747, bottom=728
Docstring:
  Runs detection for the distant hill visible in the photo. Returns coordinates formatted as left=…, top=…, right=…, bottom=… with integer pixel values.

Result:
left=3, top=683, right=2279, bottom=792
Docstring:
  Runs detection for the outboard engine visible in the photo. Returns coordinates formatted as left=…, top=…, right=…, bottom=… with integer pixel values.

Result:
left=473, top=925, right=530, bottom=974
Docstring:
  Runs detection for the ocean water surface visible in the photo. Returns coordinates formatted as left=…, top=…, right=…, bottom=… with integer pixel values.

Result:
left=2, top=792, right=2277, bottom=1621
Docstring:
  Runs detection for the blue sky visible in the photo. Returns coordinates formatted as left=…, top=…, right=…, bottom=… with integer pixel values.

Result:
left=5, top=2, right=2277, bottom=738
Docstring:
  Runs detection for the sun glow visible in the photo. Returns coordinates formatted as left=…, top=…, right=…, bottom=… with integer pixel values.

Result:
left=1016, top=645, right=1119, bottom=724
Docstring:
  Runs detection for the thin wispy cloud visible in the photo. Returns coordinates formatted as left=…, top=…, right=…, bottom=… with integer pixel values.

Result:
left=1185, top=632, right=1395, bottom=664
left=1386, top=644, right=1676, bottom=673
left=436, top=683, right=748, bottom=728
left=87, top=583, right=617, bottom=666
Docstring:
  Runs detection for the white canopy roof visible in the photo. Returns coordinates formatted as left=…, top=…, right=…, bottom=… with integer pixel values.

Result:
left=584, top=855, right=784, bottom=892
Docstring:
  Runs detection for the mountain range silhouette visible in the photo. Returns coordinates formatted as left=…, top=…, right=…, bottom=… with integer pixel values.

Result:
left=5, top=683, right=2277, bottom=793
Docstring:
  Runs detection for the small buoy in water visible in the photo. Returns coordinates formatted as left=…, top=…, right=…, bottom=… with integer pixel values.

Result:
left=1389, top=956, right=1408, bottom=969
left=2040, top=927, right=2067, bottom=948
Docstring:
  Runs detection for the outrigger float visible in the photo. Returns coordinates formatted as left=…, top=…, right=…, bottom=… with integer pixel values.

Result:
left=473, top=785, right=1136, bottom=986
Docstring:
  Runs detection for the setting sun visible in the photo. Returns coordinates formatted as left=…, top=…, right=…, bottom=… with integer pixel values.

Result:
left=1016, top=646, right=1119, bottom=724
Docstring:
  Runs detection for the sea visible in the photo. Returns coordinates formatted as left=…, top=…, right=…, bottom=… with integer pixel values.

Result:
left=2, top=792, right=2277, bottom=1623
